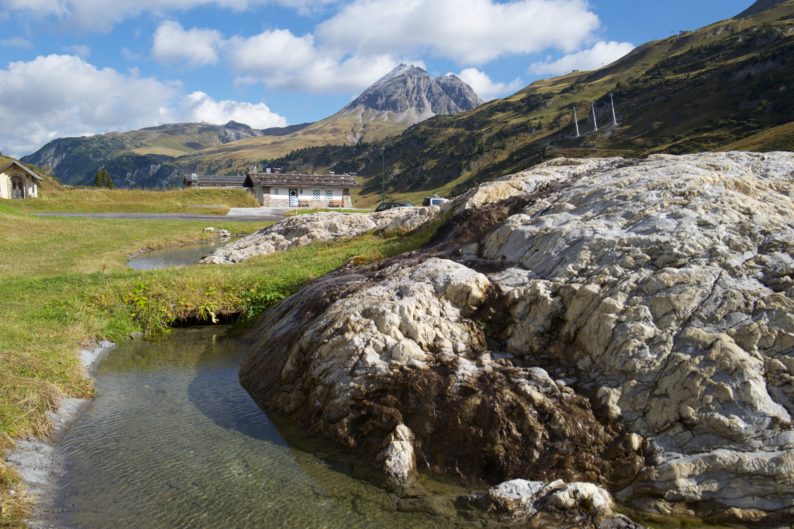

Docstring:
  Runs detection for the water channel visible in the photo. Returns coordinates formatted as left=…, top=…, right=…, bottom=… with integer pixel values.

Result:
left=43, top=327, right=472, bottom=529
left=127, top=242, right=224, bottom=270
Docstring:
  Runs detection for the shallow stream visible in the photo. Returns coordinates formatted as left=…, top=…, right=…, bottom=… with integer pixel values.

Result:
left=127, top=242, right=224, bottom=270
left=42, top=327, right=471, bottom=529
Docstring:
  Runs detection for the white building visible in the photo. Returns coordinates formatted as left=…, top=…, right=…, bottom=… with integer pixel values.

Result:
left=244, top=172, right=358, bottom=208
left=0, top=160, right=42, bottom=199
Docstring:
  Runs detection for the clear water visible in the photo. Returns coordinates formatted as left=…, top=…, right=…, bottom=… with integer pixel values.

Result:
left=127, top=242, right=223, bottom=270
left=47, top=327, right=473, bottom=529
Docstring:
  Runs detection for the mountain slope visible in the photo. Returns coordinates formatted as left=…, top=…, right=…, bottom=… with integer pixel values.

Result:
left=266, top=0, right=794, bottom=205
left=22, top=121, right=309, bottom=187
left=172, top=65, right=482, bottom=175
left=23, top=65, right=481, bottom=187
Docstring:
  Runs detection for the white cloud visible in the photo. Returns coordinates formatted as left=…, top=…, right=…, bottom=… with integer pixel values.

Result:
left=228, top=28, right=409, bottom=93
left=457, top=68, right=522, bottom=101
left=183, top=91, right=286, bottom=128
left=529, top=40, right=635, bottom=76
left=62, top=43, right=90, bottom=57
left=0, top=54, right=286, bottom=157
left=1, top=0, right=339, bottom=30
left=122, top=47, right=142, bottom=61
left=153, top=20, right=222, bottom=67
left=3, top=0, right=66, bottom=16
left=316, top=0, right=600, bottom=65
left=1, top=36, right=33, bottom=48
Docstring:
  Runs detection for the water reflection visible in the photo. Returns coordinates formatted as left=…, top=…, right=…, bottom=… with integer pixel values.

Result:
left=48, top=327, right=467, bottom=529
left=127, top=242, right=223, bottom=270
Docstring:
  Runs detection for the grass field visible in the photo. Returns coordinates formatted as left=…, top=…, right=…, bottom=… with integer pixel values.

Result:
left=3, top=184, right=259, bottom=215
left=0, top=205, right=438, bottom=528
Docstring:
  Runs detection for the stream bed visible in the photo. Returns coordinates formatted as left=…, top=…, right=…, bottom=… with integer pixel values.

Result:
left=127, top=242, right=224, bottom=270
left=41, top=327, right=470, bottom=529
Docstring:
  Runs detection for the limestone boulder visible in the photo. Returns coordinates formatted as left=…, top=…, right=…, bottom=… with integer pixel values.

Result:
left=202, top=206, right=438, bottom=264
left=483, top=478, right=642, bottom=528
left=241, top=152, right=794, bottom=524
left=241, top=257, right=642, bottom=488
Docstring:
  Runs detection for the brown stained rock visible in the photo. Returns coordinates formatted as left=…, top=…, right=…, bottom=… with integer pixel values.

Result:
left=241, top=256, right=643, bottom=491
left=240, top=152, right=794, bottom=525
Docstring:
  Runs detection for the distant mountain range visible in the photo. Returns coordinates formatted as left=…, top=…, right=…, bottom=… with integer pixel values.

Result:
left=22, top=66, right=482, bottom=188
left=23, top=0, right=794, bottom=195
left=263, top=0, right=794, bottom=204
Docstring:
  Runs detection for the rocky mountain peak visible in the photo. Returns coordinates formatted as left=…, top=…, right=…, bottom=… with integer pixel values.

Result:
left=223, top=120, right=254, bottom=131
left=345, top=64, right=483, bottom=119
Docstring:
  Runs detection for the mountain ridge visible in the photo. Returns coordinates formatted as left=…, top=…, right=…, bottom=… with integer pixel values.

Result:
left=263, top=0, right=794, bottom=206
left=23, top=65, right=482, bottom=187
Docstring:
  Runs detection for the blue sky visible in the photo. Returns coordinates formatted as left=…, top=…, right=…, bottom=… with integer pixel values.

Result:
left=0, top=0, right=754, bottom=156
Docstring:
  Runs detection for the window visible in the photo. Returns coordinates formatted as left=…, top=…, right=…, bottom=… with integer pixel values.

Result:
left=313, top=189, right=321, bottom=201
left=325, top=189, right=333, bottom=201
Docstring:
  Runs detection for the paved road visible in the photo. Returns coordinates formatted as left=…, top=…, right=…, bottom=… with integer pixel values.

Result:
left=32, top=212, right=283, bottom=222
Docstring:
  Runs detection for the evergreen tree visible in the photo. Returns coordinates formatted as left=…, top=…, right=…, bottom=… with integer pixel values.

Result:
left=95, top=168, right=114, bottom=189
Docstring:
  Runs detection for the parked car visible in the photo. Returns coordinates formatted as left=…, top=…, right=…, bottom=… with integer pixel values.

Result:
left=422, top=197, right=449, bottom=207
left=375, top=202, right=414, bottom=212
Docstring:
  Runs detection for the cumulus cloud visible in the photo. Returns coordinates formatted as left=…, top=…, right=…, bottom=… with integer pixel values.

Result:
left=529, top=40, right=635, bottom=76
left=457, top=68, right=522, bottom=101
left=316, top=0, right=600, bottom=64
left=228, top=28, right=409, bottom=93
left=153, top=20, right=222, bottom=67
left=0, top=54, right=286, bottom=157
left=183, top=91, right=286, bottom=128
left=1, top=0, right=339, bottom=30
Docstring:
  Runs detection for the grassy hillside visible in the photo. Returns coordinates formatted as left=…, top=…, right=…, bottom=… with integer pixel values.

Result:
left=178, top=108, right=411, bottom=175
left=22, top=88, right=445, bottom=187
left=20, top=122, right=310, bottom=188
left=267, top=0, right=794, bottom=204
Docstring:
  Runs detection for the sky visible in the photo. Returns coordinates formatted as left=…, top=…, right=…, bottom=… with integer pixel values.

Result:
left=0, top=0, right=755, bottom=157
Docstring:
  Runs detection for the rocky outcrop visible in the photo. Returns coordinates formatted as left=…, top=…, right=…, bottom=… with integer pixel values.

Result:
left=346, top=64, right=482, bottom=119
left=202, top=206, right=439, bottom=264
left=242, top=257, right=644, bottom=489
left=486, top=479, right=613, bottom=517
left=241, top=152, right=794, bottom=525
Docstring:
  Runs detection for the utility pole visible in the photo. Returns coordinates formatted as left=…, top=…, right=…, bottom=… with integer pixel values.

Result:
left=381, top=150, right=386, bottom=205
left=573, top=106, right=580, bottom=138
left=610, top=93, right=618, bottom=126
left=592, top=104, right=598, bottom=132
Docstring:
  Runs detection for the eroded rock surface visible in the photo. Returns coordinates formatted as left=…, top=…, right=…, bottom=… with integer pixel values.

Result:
left=202, top=206, right=439, bottom=264
left=241, top=152, right=794, bottom=525
left=483, top=478, right=623, bottom=525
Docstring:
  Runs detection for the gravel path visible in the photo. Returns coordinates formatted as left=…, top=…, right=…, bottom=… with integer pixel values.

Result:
left=32, top=212, right=283, bottom=222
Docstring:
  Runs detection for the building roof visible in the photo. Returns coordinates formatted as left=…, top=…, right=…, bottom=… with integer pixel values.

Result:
left=184, top=174, right=246, bottom=187
left=245, top=173, right=360, bottom=188
left=0, top=160, right=43, bottom=181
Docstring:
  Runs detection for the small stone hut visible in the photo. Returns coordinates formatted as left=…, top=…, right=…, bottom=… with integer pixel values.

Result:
left=0, top=160, right=42, bottom=199
left=244, top=172, right=358, bottom=208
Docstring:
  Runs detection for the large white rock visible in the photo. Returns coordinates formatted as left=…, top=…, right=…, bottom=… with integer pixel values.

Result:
left=203, top=206, right=439, bottom=264
left=472, top=153, right=794, bottom=515
left=242, top=152, right=794, bottom=523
